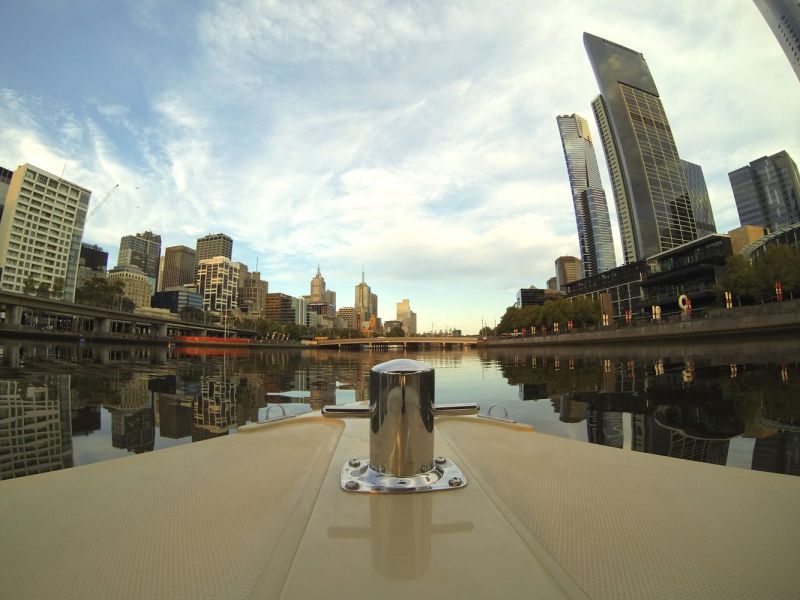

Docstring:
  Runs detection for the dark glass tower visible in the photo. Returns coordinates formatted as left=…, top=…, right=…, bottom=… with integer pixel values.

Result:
left=729, top=150, right=800, bottom=231
left=585, top=33, right=697, bottom=263
left=681, top=160, right=717, bottom=237
left=556, top=114, right=617, bottom=276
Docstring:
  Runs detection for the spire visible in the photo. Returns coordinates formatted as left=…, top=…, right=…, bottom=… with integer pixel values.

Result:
left=317, top=264, right=321, bottom=276
left=362, top=266, right=365, bottom=283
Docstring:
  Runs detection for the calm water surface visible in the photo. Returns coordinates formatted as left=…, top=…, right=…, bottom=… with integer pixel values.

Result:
left=1, top=338, right=798, bottom=480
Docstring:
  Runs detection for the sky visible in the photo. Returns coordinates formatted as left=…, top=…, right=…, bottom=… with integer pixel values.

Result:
left=0, top=1, right=798, bottom=334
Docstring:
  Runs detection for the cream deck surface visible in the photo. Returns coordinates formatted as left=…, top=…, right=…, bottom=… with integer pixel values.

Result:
left=1, top=414, right=799, bottom=599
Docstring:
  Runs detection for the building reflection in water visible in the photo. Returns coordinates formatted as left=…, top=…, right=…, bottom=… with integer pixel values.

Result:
left=498, top=352, right=800, bottom=471
left=0, top=375, right=74, bottom=479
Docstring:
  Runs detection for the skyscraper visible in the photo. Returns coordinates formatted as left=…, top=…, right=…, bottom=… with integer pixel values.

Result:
left=555, top=256, right=584, bottom=291
left=396, top=299, right=417, bottom=336
left=729, top=150, right=800, bottom=231
left=585, top=33, right=697, bottom=263
left=117, top=231, right=161, bottom=291
left=355, top=270, right=373, bottom=321
left=0, top=164, right=91, bottom=301
left=754, top=0, right=800, bottom=81
left=195, top=233, right=233, bottom=265
left=681, top=161, right=717, bottom=237
left=162, top=245, right=196, bottom=289
left=556, top=113, right=617, bottom=276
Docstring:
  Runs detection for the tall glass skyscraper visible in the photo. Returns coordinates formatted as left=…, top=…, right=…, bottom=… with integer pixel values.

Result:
left=754, top=0, right=800, bottom=81
left=556, top=114, right=617, bottom=276
left=681, top=160, right=717, bottom=238
left=729, top=150, right=800, bottom=231
left=585, top=33, right=697, bottom=263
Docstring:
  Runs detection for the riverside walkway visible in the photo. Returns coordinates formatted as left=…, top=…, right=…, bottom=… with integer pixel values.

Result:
left=312, top=336, right=478, bottom=350
left=485, top=299, right=800, bottom=348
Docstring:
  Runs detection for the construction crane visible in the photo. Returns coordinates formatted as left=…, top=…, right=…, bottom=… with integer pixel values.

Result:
left=87, top=184, right=119, bottom=220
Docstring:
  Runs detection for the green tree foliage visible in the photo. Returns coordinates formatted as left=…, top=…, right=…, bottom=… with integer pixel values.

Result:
left=75, top=277, right=126, bottom=309
left=386, top=326, right=406, bottom=337
left=51, top=277, right=65, bottom=300
left=479, top=325, right=495, bottom=337
left=179, top=305, right=206, bottom=323
left=35, top=281, right=51, bottom=297
left=23, top=274, right=37, bottom=295
left=496, top=297, right=601, bottom=334
left=717, top=246, right=800, bottom=305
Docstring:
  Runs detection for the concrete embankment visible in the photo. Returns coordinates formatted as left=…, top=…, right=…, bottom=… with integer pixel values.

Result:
left=483, top=299, right=800, bottom=348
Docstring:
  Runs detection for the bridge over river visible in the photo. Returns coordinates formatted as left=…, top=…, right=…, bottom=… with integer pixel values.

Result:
left=313, top=336, right=478, bottom=350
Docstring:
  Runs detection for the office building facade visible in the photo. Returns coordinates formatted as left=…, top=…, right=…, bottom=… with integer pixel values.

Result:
left=585, top=33, right=697, bottom=263
left=555, top=256, right=584, bottom=290
left=195, top=234, right=233, bottom=279
left=557, top=113, right=617, bottom=276
left=681, top=161, right=717, bottom=237
left=729, top=151, right=800, bottom=231
left=197, top=257, right=240, bottom=312
left=106, top=267, right=152, bottom=310
left=0, top=164, right=91, bottom=301
left=162, top=245, right=196, bottom=289
left=396, top=298, right=417, bottom=336
left=117, top=231, right=161, bottom=291
left=76, top=243, right=108, bottom=289
left=754, top=0, right=800, bottom=81
left=264, top=293, right=297, bottom=324
left=239, top=270, right=268, bottom=315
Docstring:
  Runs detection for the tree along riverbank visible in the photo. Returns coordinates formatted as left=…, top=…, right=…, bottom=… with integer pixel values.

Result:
left=483, top=299, right=800, bottom=347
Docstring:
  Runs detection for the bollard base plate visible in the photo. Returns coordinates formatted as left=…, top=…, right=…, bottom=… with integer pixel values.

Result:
left=339, top=458, right=467, bottom=494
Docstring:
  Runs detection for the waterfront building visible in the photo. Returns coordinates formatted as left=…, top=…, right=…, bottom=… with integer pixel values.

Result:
left=107, top=266, right=152, bottom=309
left=555, top=256, right=584, bottom=290
left=585, top=33, right=697, bottom=263
left=563, top=261, right=647, bottom=320
left=547, top=276, right=558, bottom=291
left=264, top=292, right=297, bottom=324
left=239, top=270, right=268, bottom=315
left=151, top=287, right=203, bottom=314
left=156, top=257, right=165, bottom=292
left=641, top=234, right=733, bottom=314
left=0, top=164, right=91, bottom=301
left=681, top=161, right=717, bottom=237
left=337, top=306, right=359, bottom=330
left=195, top=233, right=233, bottom=264
left=516, top=286, right=560, bottom=308
left=729, top=151, right=800, bottom=231
left=754, top=0, right=800, bottom=81
left=293, top=296, right=307, bottom=326
left=728, top=225, right=768, bottom=255
left=162, top=245, right=196, bottom=290
left=557, top=113, right=617, bottom=276
left=741, top=221, right=800, bottom=260
left=196, top=256, right=240, bottom=313
left=76, top=243, right=108, bottom=289
left=117, top=231, right=161, bottom=293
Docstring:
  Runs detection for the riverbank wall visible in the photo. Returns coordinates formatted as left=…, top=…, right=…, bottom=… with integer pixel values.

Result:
left=483, top=299, right=800, bottom=348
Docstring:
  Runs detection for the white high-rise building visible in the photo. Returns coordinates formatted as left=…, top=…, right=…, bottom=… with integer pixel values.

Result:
left=0, top=164, right=91, bottom=301
left=197, top=257, right=240, bottom=312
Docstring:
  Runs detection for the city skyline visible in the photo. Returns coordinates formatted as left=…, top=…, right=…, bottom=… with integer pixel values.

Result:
left=0, top=2, right=798, bottom=332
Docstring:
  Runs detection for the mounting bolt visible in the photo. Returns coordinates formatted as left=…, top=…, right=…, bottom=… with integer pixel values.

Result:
left=448, top=477, right=463, bottom=487
left=348, top=459, right=361, bottom=468
left=345, top=480, right=360, bottom=491
left=434, top=456, right=447, bottom=465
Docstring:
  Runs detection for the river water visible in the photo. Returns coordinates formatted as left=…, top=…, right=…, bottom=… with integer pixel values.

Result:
left=1, top=338, right=798, bottom=480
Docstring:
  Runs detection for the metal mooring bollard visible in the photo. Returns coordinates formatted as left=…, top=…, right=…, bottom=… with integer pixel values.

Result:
left=322, top=358, right=478, bottom=493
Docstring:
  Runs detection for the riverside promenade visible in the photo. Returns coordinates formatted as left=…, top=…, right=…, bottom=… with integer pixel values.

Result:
left=483, top=299, right=800, bottom=348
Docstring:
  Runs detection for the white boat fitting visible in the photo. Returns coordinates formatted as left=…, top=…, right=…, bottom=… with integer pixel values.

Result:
left=1, top=359, right=799, bottom=599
